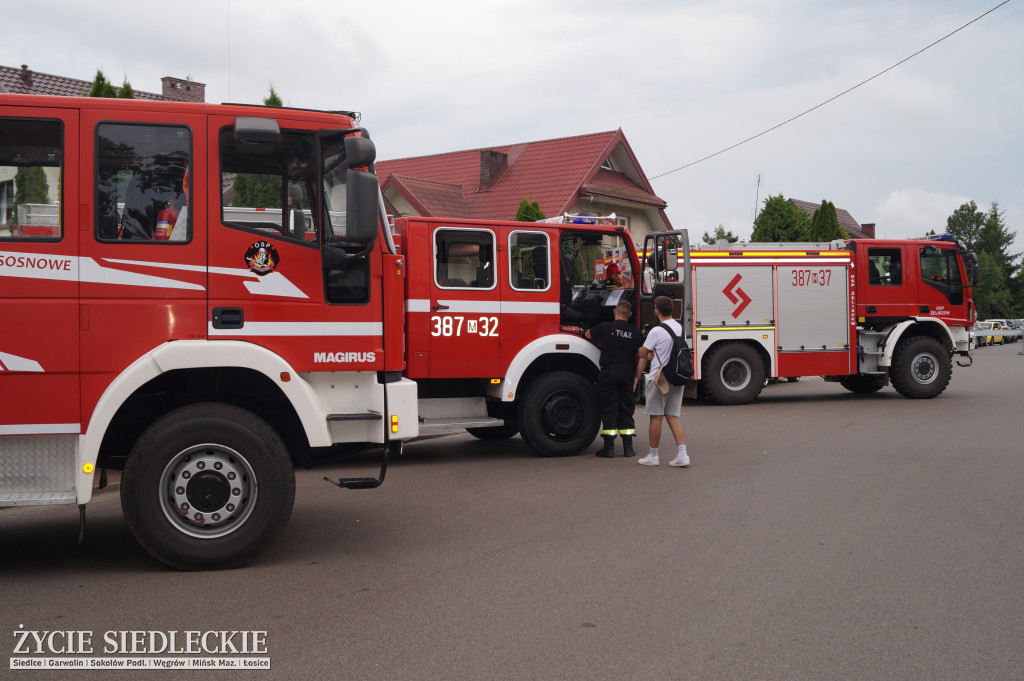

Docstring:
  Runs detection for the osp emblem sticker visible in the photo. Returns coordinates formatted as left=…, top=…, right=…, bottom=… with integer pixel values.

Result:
left=245, top=241, right=280, bottom=276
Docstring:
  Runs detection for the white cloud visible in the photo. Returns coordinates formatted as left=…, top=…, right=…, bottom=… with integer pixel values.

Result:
left=873, top=188, right=972, bottom=240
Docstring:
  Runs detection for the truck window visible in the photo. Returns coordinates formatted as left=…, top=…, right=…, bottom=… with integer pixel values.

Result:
left=219, top=127, right=317, bottom=244
left=920, top=248, right=962, bottom=287
left=867, top=248, right=902, bottom=286
left=0, top=118, right=63, bottom=240
left=96, top=123, right=191, bottom=242
left=509, top=231, right=549, bottom=291
left=435, top=229, right=495, bottom=289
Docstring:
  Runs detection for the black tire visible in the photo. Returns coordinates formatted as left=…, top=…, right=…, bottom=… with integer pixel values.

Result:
left=700, top=342, right=766, bottom=405
left=516, top=371, right=599, bottom=457
left=839, top=374, right=889, bottom=394
left=889, top=335, right=952, bottom=399
left=466, top=423, right=519, bottom=440
left=121, top=403, right=295, bottom=570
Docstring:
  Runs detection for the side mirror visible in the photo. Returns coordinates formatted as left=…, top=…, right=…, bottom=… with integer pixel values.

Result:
left=234, top=117, right=281, bottom=144
left=345, top=169, right=379, bottom=243
left=345, top=136, right=376, bottom=168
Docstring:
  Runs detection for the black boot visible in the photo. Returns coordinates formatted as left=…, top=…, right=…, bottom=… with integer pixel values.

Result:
left=622, top=437, right=635, bottom=458
left=595, top=436, right=615, bottom=458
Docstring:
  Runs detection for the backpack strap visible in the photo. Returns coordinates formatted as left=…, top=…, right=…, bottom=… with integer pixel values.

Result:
left=653, top=321, right=676, bottom=367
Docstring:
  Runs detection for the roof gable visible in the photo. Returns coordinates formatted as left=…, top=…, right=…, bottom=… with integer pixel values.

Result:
left=376, top=130, right=666, bottom=221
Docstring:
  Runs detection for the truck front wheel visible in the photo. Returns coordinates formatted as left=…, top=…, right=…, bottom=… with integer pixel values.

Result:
left=701, top=342, right=766, bottom=405
left=889, top=335, right=952, bottom=399
left=516, top=371, right=599, bottom=457
left=121, top=403, right=295, bottom=570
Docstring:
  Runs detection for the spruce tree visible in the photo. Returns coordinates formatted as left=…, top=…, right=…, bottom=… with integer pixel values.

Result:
left=806, top=200, right=846, bottom=241
left=514, top=198, right=545, bottom=222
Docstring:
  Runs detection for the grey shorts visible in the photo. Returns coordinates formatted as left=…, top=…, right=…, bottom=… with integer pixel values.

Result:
left=644, top=377, right=684, bottom=416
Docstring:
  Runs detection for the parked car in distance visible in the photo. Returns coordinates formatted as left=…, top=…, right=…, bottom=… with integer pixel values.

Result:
left=976, top=321, right=1002, bottom=346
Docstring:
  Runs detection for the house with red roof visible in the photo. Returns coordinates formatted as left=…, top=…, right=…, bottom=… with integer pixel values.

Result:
left=0, top=63, right=205, bottom=102
left=376, top=129, right=672, bottom=241
left=788, top=198, right=876, bottom=239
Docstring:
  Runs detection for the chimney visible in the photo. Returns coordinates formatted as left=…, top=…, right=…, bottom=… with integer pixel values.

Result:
left=161, top=76, right=206, bottom=103
left=20, top=64, right=33, bottom=87
left=861, top=223, right=876, bottom=238
left=480, top=149, right=508, bottom=188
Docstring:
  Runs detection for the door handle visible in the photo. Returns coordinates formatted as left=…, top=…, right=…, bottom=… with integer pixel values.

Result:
left=212, top=307, right=244, bottom=329
left=433, top=304, right=449, bottom=311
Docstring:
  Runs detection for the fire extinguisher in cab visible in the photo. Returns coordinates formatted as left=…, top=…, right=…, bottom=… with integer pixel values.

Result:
left=156, top=202, right=177, bottom=240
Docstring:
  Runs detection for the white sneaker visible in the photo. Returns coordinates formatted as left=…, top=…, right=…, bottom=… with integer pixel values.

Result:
left=668, top=455, right=690, bottom=468
left=637, top=454, right=659, bottom=466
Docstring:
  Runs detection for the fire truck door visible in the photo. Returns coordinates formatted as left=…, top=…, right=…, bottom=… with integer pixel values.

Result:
left=859, top=246, right=908, bottom=321
left=916, top=244, right=969, bottom=325
left=206, top=117, right=384, bottom=376
left=428, top=227, right=500, bottom=377
left=78, top=112, right=207, bottom=422
left=0, top=108, right=80, bottom=434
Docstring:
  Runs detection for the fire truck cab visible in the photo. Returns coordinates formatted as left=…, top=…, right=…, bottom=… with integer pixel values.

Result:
left=0, top=95, right=415, bottom=569
left=394, top=213, right=644, bottom=457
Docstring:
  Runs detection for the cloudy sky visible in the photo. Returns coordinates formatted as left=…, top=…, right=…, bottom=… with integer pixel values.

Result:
left=6, top=0, right=1021, bottom=242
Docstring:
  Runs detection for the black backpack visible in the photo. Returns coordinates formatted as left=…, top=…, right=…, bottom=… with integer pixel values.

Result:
left=656, top=322, right=694, bottom=386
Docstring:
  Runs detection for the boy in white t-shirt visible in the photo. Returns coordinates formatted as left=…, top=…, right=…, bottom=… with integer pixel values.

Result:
left=633, top=296, right=689, bottom=467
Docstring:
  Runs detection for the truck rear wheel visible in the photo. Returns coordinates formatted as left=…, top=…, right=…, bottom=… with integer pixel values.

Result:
left=889, top=335, right=952, bottom=399
left=701, top=342, right=766, bottom=405
left=121, top=403, right=295, bottom=570
left=517, top=371, right=599, bottom=457
left=839, top=374, right=889, bottom=394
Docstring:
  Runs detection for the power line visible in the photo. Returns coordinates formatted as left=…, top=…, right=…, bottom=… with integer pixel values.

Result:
left=648, top=1, right=1011, bottom=181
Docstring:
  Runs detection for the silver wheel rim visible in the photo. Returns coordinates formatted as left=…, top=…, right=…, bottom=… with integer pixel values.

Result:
left=910, top=352, right=939, bottom=385
left=720, top=357, right=752, bottom=391
left=159, top=443, right=258, bottom=539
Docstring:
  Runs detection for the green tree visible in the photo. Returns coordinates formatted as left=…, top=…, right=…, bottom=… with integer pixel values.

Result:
left=232, top=174, right=280, bottom=208
left=264, top=85, right=283, bottom=107
left=701, top=225, right=739, bottom=245
left=945, top=201, right=986, bottom=252
left=514, top=198, right=545, bottom=222
left=974, top=251, right=1013, bottom=319
left=945, top=200, right=1021, bottom=319
left=750, top=194, right=809, bottom=242
left=14, top=167, right=50, bottom=205
left=805, top=199, right=846, bottom=242
left=86, top=70, right=135, bottom=98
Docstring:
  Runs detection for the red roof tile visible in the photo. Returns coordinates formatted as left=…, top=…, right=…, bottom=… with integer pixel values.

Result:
left=377, top=130, right=666, bottom=221
left=1, top=64, right=168, bottom=101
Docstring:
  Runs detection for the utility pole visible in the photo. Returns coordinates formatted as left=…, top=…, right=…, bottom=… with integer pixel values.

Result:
left=753, top=174, right=762, bottom=221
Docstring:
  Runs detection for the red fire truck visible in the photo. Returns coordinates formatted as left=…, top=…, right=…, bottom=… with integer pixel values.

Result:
left=639, top=231, right=978, bottom=404
left=0, top=95, right=415, bottom=569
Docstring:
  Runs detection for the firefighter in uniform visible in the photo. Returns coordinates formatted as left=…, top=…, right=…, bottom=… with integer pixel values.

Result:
left=586, top=300, right=643, bottom=457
